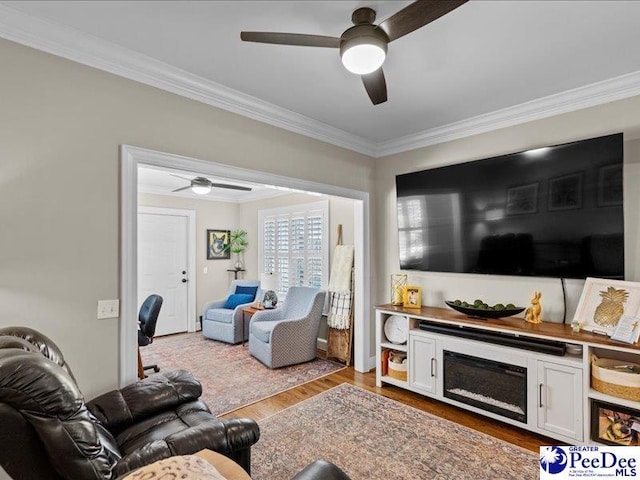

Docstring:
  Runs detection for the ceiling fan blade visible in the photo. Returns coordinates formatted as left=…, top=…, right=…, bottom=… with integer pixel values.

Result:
left=362, top=68, right=387, bottom=105
left=172, top=186, right=192, bottom=192
left=377, top=0, right=468, bottom=42
left=241, top=32, right=340, bottom=48
left=170, top=173, right=193, bottom=181
left=209, top=183, right=252, bottom=192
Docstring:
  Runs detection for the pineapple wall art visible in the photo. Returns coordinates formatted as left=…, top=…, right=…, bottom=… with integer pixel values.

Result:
left=574, top=278, right=640, bottom=337
left=593, top=287, right=628, bottom=328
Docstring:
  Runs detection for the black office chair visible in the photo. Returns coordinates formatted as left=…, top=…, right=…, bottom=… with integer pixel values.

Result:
left=138, top=294, right=163, bottom=374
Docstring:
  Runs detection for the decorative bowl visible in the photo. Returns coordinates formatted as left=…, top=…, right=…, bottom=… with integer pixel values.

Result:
left=445, top=301, right=525, bottom=319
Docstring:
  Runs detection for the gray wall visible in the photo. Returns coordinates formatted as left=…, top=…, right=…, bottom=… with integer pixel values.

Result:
left=376, top=97, right=640, bottom=331
left=0, top=39, right=374, bottom=399
left=4, top=35, right=640, bottom=398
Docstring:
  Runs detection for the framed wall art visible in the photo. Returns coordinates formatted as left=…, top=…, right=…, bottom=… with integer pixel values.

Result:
left=506, top=183, right=538, bottom=215
left=206, top=229, right=230, bottom=260
left=572, top=277, right=640, bottom=336
left=591, top=400, right=640, bottom=446
left=548, top=173, right=582, bottom=211
left=598, top=164, right=623, bottom=207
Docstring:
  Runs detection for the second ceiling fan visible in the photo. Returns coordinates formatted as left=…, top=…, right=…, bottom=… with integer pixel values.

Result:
left=171, top=174, right=252, bottom=195
left=241, top=0, right=468, bottom=105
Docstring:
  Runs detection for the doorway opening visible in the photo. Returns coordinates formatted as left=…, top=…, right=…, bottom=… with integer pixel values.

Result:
left=120, top=145, right=370, bottom=387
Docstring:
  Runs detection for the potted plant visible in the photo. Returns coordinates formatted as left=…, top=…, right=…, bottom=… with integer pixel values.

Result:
left=227, top=229, right=248, bottom=270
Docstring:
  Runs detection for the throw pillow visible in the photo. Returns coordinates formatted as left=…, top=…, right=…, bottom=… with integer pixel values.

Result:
left=223, top=293, right=254, bottom=309
left=235, top=285, right=258, bottom=299
left=123, top=455, right=225, bottom=480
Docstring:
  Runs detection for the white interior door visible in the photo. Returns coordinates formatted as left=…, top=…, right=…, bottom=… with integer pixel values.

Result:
left=138, top=211, right=190, bottom=336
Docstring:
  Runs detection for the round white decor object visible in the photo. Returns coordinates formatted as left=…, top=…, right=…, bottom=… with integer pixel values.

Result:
left=384, top=315, right=408, bottom=344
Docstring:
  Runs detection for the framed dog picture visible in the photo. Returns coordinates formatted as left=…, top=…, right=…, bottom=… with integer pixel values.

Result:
left=591, top=400, right=640, bottom=446
left=206, top=229, right=230, bottom=260
left=403, top=286, right=422, bottom=309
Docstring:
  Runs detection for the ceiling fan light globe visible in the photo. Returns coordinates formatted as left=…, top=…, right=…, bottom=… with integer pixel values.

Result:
left=191, top=185, right=212, bottom=195
left=341, top=43, right=386, bottom=75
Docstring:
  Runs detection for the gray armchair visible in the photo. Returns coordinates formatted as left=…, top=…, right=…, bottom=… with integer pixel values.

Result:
left=202, top=279, right=261, bottom=344
left=248, top=286, right=326, bottom=368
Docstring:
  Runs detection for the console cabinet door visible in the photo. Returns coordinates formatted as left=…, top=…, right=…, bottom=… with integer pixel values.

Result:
left=409, top=335, right=437, bottom=394
left=537, top=361, right=583, bottom=441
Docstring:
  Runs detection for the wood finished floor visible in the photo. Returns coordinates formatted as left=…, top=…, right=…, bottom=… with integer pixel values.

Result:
left=221, top=360, right=555, bottom=452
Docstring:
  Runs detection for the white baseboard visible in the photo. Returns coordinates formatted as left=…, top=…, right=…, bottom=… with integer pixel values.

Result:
left=367, top=355, right=377, bottom=372
left=317, top=339, right=375, bottom=371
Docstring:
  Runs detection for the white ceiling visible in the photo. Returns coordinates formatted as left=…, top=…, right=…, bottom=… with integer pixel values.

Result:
left=3, top=1, right=640, bottom=155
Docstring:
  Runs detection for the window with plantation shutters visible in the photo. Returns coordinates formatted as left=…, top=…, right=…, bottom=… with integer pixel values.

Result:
left=259, top=200, right=329, bottom=297
left=306, top=214, right=323, bottom=289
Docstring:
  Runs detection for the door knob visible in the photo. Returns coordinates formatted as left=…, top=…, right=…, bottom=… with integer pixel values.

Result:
left=182, top=278, right=188, bottom=283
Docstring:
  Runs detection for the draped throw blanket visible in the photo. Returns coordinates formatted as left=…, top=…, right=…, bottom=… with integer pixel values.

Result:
left=327, top=245, right=354, bottom=330
left=329, top=291, right=352, bottom=330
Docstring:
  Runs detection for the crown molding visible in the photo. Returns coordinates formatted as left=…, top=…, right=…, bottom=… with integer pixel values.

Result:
left=0, top=5, right=376, bottom=157
left=2, top=5, right=640, bottom=159
left=375, top=70, right=640, bottom=157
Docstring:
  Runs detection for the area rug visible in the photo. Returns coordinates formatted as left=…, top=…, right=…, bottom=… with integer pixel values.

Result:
left=140, top=332, right=344, bottom=416
left=252, top=383, right=539, bottom=480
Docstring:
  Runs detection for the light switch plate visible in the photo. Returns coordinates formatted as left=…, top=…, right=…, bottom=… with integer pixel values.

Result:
left=97, top=299, right=120, bottom=319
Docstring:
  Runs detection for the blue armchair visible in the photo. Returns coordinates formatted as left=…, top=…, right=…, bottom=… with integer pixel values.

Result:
left=248, top=286, right=326, bottom=368
left=202, top=280, right=261, bottom=344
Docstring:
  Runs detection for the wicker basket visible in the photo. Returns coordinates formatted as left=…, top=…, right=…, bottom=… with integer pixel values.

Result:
left=388, top=358, right=407, bottom=381
left=591, top=354, right=640, bottom=401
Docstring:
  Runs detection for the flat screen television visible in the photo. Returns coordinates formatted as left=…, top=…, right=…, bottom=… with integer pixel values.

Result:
left=396, top=133, right=624, bottom=279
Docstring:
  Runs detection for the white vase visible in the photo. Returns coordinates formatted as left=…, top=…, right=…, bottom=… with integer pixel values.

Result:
left=233, top=254, right=244, bottom=270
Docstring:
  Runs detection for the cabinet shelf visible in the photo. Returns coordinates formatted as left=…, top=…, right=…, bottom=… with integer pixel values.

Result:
left=380, top=341, right=407, bottom=352
left=562, top=354, right=585, bottom=366
left=587, top=388, right=640, bottom=410
left=377, top=305, right=594, bottom=444
left=380, top=375, right=408, bottom=388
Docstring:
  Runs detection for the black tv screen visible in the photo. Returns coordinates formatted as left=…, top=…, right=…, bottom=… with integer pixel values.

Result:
left=396, top=133, right=624, bottom=279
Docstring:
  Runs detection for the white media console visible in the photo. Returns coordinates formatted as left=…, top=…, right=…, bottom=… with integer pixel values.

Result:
left=376, top=304, right=640, bottom=445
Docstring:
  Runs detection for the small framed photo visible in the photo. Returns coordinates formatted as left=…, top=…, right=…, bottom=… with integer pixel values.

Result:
left=506, top=183, right=538, bottom=215
left=549, top=172, right=582, bottom=211
left=206, top=229, right=230, bottom=260
left=572, top=277, right=640, bottom=336
left=403, top=286, right=422, bottom=309
left=591, top=400, right=640, bottom=446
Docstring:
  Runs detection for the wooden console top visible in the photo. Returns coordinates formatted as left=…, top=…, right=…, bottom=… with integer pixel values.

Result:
left=376, top=303, right=640, bottom=352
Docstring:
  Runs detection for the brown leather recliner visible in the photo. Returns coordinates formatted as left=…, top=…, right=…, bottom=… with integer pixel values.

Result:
left=0, top=327, right=260, bottom=480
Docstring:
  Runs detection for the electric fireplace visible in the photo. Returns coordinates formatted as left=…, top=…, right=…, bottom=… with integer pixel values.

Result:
left=443, top=350, right=527, bottom=423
